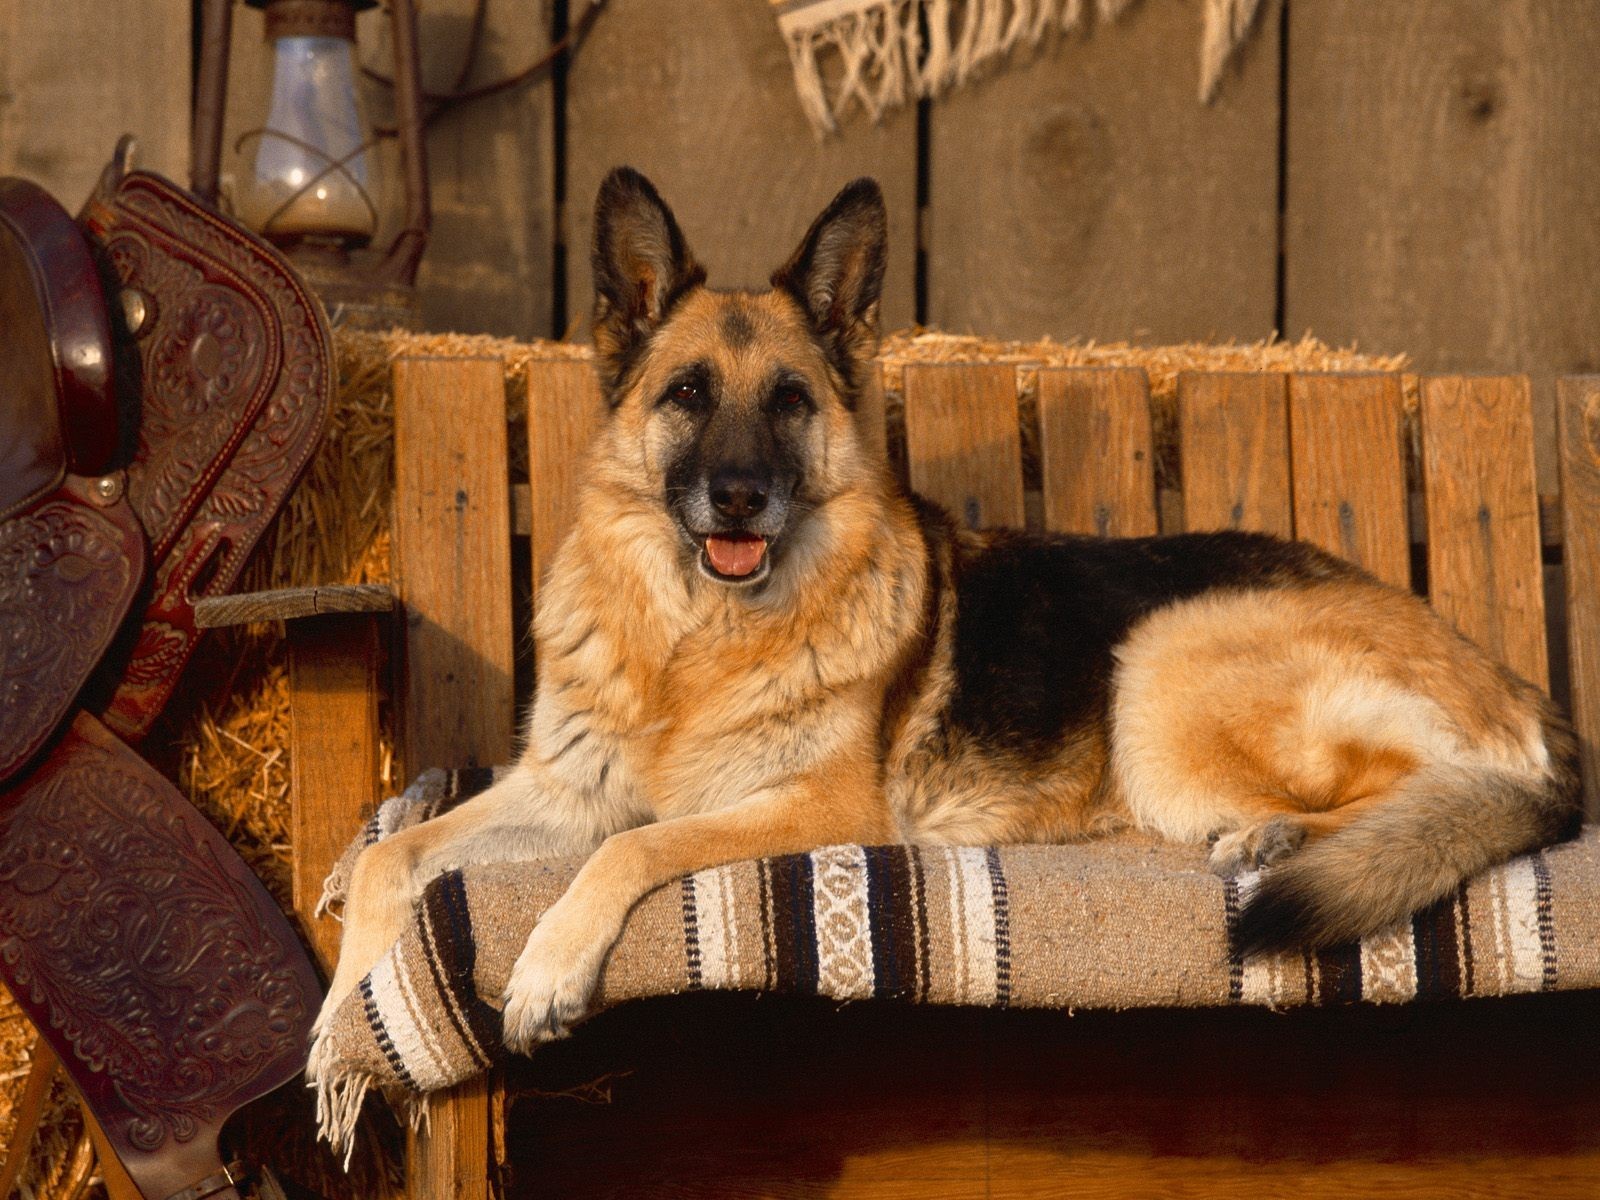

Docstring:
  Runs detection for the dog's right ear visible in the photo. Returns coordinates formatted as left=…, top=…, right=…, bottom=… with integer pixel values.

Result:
left=591, top=168, right=704, bottom=397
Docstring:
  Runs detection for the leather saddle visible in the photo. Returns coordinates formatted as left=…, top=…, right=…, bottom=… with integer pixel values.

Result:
left=0, top=148, right=326, bottom=1200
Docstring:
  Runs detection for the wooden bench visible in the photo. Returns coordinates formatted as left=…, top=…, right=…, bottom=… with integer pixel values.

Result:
left=216, top=360, right=1600, bottom=1197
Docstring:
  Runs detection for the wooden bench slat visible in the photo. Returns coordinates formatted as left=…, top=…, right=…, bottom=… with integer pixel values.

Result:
left=903, top=364, right=1025, bottom=530
left=1177, top=373, right=1293, bottom=536
left=526, top=359, right=606, bottom=607
left=193, top=583, right=395, bottom=628
left=287, top=613, right=382, bottom=972
left=1037, top=368, right=1158, bottom=537
left=1421, top=376, right=1548, bottom=690
left=394, top=356, right=513, bottom=1200
left=1560, top=377, right=1600, bottom=818
left=1289, top=373, right=1411, bottom=589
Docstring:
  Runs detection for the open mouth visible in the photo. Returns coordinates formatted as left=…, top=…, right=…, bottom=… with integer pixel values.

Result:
left=699, top=532, right=770, bottom=583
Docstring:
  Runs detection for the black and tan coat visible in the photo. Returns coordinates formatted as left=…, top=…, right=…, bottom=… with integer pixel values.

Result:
left=312, top=170, right=1580, bottom=1055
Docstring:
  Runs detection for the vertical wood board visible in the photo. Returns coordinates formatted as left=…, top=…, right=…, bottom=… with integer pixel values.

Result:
left=927, top=0, right=1281, bottom=343
left=1288, top=374, right=1411, bottom=588
left=1421, top=376, right=1548, bottom=690
left=392, top=356, right=510, bottom=1200
left=288, top=613, right=384, bottom=972
left=526, top=359, right=606, bottom=603
left=1285, top=2, right=1600, bottom=491
left=0, top=0, right=190, bottom=207
left=1559, top=377, right=1600, bottom=817
left=1037, top=368, right=1158, bottom=537
left=903, top=364, right=1025, bottom=530
left=1177, top=373, right=1292, bottom=536
left=563, top=0, right=916, bottom=334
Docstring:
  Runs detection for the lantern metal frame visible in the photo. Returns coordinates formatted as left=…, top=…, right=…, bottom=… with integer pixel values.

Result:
left=191, top=0, right=431, bottom=300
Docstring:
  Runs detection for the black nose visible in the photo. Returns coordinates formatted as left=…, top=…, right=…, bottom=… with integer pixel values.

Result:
left=709, top=468, right=769, bottom=520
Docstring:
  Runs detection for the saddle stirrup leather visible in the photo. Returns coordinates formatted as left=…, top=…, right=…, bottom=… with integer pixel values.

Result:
left=0, top=143, right=329, bottom=1200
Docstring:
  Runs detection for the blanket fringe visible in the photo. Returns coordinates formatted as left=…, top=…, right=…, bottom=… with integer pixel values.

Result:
left=777, top=0, right=1266, bottom=133
left=311, top=1022, right=430, bottom=1168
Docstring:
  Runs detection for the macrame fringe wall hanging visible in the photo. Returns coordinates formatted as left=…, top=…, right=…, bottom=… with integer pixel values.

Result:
left=775, top=0, right=1265, bottom=134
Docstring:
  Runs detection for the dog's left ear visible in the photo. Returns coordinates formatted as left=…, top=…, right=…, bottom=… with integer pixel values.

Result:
left=771, top=179, right=887, bottom=396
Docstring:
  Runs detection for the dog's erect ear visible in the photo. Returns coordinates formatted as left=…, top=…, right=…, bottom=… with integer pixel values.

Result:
left=591, top=167, right=705, bottom=394
left=770, top=178, right=887, bottom=396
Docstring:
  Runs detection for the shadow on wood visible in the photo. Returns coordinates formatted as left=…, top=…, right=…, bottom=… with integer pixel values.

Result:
left=502, top=990, right=1600, bottom=1198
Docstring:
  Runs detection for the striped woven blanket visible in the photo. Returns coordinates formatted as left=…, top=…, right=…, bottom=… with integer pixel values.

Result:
left=311, top=768, right=1600, bottom=1154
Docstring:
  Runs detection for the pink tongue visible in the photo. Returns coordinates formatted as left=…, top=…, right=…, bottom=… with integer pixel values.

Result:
left=705, top=534, right=767, bottom=577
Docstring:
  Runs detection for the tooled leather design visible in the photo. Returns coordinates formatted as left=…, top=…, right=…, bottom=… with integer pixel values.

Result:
left=82, top=174, right=331, bottom=741
left=0, top=498, right=138, bottom=780
left=0, top=719, right=315, bottom=1155
left=96, top=230, right=271, bottom=559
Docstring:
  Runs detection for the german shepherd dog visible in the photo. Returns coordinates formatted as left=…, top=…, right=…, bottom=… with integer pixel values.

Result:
left=315, top=169, right=1579, bottom=1052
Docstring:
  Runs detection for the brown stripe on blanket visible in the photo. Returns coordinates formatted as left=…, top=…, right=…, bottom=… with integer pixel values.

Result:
left=912, top=847, right=933, bottom=1002
left=1223, top=875, right=1244, bottom=1003
left=765, top=854, right=820, bottom=994
left=865, top=845, right=921, bottom=1002
left=420, top=870, right=499, bottom=1066
left=1316, top=941, right=1363, bottom=1006
left=986, top=847, right=1013, bottom=1008
left=1411, top=889, right=1464, bottom=1000
left=682, top=876, right=704, bottom=990
left=1533, top=852, right=1558, bottom=992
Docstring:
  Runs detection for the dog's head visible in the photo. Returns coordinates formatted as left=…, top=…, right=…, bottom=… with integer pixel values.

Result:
left=590, top=168, right=887, bottom=590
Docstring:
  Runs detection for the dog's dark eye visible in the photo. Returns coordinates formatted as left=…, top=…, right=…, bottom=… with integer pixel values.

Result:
left=772, top=389, right=807, bottom=413
left=668, top=382, right=701, bottom=407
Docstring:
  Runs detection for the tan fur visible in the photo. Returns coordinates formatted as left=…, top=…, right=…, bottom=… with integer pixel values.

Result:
left=309, top=177, right=1576, bottom=1060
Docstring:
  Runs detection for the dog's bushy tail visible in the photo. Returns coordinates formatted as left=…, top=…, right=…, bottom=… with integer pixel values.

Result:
left=1233, top=710, right=1582, bottom=957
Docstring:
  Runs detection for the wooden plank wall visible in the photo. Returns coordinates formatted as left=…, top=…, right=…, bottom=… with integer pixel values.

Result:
left=11, top=0, right=1600, bottom=496
left=562, top=0, right=918, bottom=335
left=0, top=0, right=190, bottom=207
left=927, top=0, right=1282, bottom=344
left=1286, top=1, right=1600, bottom=490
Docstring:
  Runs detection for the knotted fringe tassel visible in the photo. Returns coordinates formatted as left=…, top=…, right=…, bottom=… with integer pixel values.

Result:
left=310, top=1032, right=428, bottom=1169
left=776, top=0, right=1266, bottom=134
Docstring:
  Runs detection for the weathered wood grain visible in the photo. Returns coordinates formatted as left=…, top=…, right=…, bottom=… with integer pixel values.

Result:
left=927, top=0, right=1280, bottom=342
left=288, top=613, right=384, bottom=972
left=1037, top=368, right=1158, bottom=537
left=1285, top=2, right=1600, bottom=491
left=371, top=0, right=556, bottom=336
left=0, top=0, right=190, bottom=207
left=526, top=359, right=605, bottom=602
left=1177, top=373, right=1292, bottom=536
left=563, top=0, right=916, bottom=334
left=394, top=356, right=514, bottom=1200
left=393, top=357, right=516, bottom=772
left=194, top=584, right=395, bottom=629
left=1421, top=376, right=1548, bottom=690
left=1559, top=377, right=1600, bottom=818
left=1288, top=374, right=1410, bottom=588
left=903, top=364, right=1025, bottom=530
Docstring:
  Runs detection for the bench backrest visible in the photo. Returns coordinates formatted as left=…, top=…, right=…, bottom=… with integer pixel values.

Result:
left=390, top=359, right=1600, bottom=821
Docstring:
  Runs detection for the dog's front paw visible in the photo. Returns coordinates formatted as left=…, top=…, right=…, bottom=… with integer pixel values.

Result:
left=501, top=918, right=609, bottom=1052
